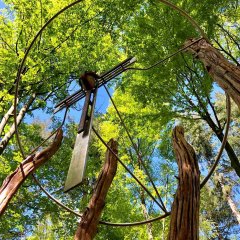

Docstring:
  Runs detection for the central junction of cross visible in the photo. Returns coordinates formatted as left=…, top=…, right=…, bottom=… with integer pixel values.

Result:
left=54, top=57, right=136, bottom=192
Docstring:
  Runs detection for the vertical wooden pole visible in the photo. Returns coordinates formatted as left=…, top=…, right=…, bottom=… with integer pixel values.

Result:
left=168, top=126, right=200, bottom=240
left=0, top=129, right=63, bottom=216
left=184, top=38, right=240, bottom=109
left=74, top=139, right=118, bottom=240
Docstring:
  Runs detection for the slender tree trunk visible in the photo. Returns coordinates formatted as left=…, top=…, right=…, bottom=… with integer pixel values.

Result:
left=74, top=139, right=118, bottom=240
left=218, top=175, right=240, bottom=224
left=140, top=190, right=154, bottom=240
left=0, top=129, right=63, bottom=216
left=0, top=100, right=18, bottom=136
left=184, top=38, right=240, bottom=109
left=0, top=94, right=36, bottom=155
left=168, top=126, right=200, bottom=240
left=204, top=115, right=240, bottom=177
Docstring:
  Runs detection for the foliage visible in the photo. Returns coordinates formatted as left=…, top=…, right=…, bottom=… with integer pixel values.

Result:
left=0, top=0, right=240, bottom=239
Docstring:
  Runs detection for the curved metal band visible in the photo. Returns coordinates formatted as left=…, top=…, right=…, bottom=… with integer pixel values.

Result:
left=11, top=0, right=209, bottom=229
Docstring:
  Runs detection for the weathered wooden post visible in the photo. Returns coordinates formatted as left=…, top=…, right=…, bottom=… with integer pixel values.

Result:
left=0, top=129, right=63, bottom=216
left=184, top=38, right=240, bottom=109
left=74, top=139, right=118, bottom=240
left=168, top=126, right=200, bottom=240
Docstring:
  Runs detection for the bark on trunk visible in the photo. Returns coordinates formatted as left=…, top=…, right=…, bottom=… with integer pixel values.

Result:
left=74, top=139, right=118, bottom=240
left=184, top=38, right=240, bottom=109
left=0, top=94, right=36, bottom=155
left=204, top=114, right=240, bottom=177
left=140, top=190, right=154, bottom=240
left=218, top=175, right=240, bottom=224
left=0, top=129, right=63, bottom=216
left=168, top=126, right=200, bottom=240
left=0, top=100, right=18, bottom=136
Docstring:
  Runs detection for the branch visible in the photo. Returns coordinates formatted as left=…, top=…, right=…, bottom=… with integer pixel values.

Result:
left=0, top=100, right=18, bottom=136
left=0, top=129, right=63, bottom=216
left=0, top=94, right=36, bottom=155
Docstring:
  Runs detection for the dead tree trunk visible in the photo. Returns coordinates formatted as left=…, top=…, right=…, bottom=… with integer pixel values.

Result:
left=0, top=94, right=36, bottom=155
left=0, top=100, right=18, bottom=136
left=0, top=129, right=63, bottom=216
left=140, top=190, right=154, bottom=240
left=184, top=38, right=240, bottom=109
left=168, top=126, right=200, bottom=240
left=74, top=139, right=118, bottom=240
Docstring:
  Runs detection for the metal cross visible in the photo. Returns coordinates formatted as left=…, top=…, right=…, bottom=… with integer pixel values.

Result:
left=54, top=57, right=136, bottom=192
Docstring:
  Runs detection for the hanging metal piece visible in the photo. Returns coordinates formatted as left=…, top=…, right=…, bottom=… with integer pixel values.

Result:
left=54, top=57, right=136, bottom=192
left=64, top=81, right=98, bottom=192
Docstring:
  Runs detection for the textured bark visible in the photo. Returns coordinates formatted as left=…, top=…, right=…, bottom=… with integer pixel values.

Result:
left=140, top=190, right=154, bottom=240
left=185, top=38, right=240, bottom=109
left=204, top=114, right=240, bottom=177
left=0, top=100, right=18, bottom=136
left=0, top=94, right=36, bottom=155
left=218, top=175, right=240, bottom=224
left=0, top=129, right=63, bottom=216
left=168, top=126, right=200, bottom=240
left=74, top=139, right=118, bottom=240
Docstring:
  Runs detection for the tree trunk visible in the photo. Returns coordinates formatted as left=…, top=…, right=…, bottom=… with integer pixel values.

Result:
left=168, top=126, right=200, bottom=240
left=0, top=129, right=63, bottom=216
left=140, top=190, right=154, bottom=240
left=184, top=38, right=240, bottom=109
left=218, top=175, right=240, bottom=224
left=74, top=139, right=118, bottom=240
left=0, top=94, right=36, bottom=155
left=0, top=100, right=18, bottom=136
left=204, top=114, right=240, bottom=177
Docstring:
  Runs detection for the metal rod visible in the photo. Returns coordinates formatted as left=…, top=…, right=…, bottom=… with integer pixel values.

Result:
left=104, top=85, right=167, bottom=212
left=200, top=94, right=231, bottom=188
left=92, top=126, right=166, bottom=212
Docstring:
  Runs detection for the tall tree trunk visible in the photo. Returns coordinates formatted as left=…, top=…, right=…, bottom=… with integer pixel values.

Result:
left=184, top=38, right=240, bottom=109
left=0, top=100, right=18, bottom=136
left=74, top=139, right=118, bottom=240
left=218, top=174, right=240, bottom=224
left=204, top=114, right=240, bottom=177
left=0, top=94, right=36, bottom=155
left=140, top=190, right=154, bottom=240
left=168, top=126, right=200, bottom=240
left=0, top=129, right=63, bottom=216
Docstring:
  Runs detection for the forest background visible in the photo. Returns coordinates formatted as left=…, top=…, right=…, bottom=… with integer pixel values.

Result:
left=0, top=0, right=240, bottom=239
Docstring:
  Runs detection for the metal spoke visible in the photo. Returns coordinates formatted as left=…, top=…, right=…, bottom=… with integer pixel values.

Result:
left=92, top=126, right=166, bottom=212
left=104, top=85, right=167, bottom=212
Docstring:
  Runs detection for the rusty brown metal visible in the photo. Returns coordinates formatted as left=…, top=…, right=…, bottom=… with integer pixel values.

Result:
left=54, top=57, right=136, bottom=114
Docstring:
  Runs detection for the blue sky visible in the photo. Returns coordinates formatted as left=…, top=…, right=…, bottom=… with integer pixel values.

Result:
left=0, top=0, right=5, bottom=9
left=0, top=0, right=112, bottom=124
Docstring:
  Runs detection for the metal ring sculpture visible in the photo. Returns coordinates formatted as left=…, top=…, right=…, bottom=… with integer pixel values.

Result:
left=12, top=0, right=231, bottom=227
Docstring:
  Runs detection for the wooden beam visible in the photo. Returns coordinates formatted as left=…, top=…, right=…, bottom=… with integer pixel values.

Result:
left=0, top=129, right=63, bottom=216
left=74, top=139, right=118, bottom=240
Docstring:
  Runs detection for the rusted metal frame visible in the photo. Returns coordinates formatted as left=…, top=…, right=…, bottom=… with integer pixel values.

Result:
left=126, top=37, right=203, bottom=71
left=64, top=87, right=98, bottom=192
left=30, top=177, right=171, bottom=227
left=92, top=126, right=166, bottom=212
left=78, top=90, right=92, bottom=133
left=54, top=57, right=136, bottom=113
left=104, top=85, right=167, bottom=213
left=54, top=90, right=86, bottom=113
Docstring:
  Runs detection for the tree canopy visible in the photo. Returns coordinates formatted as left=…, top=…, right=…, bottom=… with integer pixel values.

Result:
left=0, top=0, right=240, bottom=239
